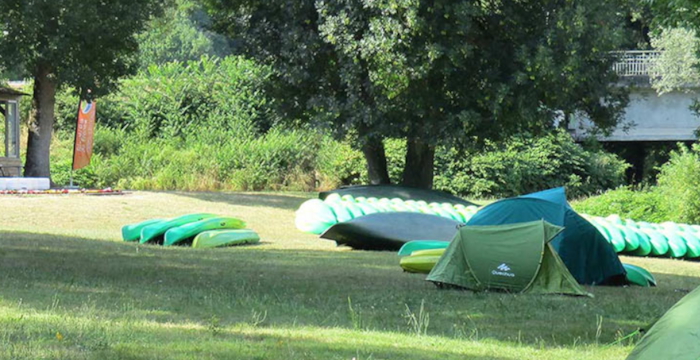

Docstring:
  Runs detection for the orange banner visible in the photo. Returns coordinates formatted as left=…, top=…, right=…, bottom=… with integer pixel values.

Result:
left=72, top=100, right=96, bottom=170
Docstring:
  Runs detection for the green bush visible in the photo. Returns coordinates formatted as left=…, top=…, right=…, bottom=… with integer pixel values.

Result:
left=432, top=130, right=629, bottom=199
left=656, top=144, right=700, bottom=224
left=571, top=187, right=670, bottom=223
left=98, top=55, right=270, bottom=137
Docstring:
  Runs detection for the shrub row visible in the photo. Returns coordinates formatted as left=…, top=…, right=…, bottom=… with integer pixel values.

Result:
left=40, top=55, right=629, bottom=199
left=574, top=144, right=700, bottom=224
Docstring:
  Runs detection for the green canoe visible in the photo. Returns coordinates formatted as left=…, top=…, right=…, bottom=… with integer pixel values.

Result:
left=121, top=218, right=164, bottom=242
left=192, top=229, right=260, bottom=249
left=640, top=228, right=670, bottom=256
left=629, top=228, right=652, bottom=256
left=679, top=231, right=700, bottom=258
left=616, top=224, right=640, bottom=252
left=399, top=249, right=445, bottom=274
left=140, top=213, right=218, bottom=244
left=164, top=217, right=246, bottom=246
left=397, top=240, right=449, bottom=256
left=623, top=263, right=656, bottom=287
left=659, top=230, right=688, bottom=258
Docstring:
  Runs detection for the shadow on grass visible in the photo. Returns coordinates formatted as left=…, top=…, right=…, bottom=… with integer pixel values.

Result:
left=1, top=230, right=699, bottom=352
left=171, top=191, right=311, bottom=211
left=2, top=314, right=521, bottom=360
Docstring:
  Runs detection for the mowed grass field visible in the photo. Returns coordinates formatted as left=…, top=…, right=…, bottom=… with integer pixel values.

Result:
left=1, top=192, right=699, bottom=360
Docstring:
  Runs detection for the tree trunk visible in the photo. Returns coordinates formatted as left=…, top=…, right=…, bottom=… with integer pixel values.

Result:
left=402, top=137, right=435, bottom=189
left=361, top=137, right=391, bottom=185
left=24, top=66, right=57, bottom=179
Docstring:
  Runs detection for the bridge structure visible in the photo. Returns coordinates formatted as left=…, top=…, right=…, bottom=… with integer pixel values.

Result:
left=568, top=50, right=700, bottom=142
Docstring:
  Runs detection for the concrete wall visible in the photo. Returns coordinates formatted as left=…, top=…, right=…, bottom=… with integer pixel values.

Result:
left=569, top=88, right=700, bottom=141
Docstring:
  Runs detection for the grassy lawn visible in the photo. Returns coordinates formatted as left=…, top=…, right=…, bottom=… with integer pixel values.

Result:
left=1, top=191, right=699, bottom=359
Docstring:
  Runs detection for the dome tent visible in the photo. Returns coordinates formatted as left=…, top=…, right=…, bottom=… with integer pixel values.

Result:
left=426, top=220, right=590, bottom=296
left=626, top=285, right=700, bottom=360
left=467, top=187, right=626, bottom=285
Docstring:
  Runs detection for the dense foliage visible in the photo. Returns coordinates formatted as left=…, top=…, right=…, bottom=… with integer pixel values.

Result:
left=572, top=187, right=670, bottom=223
left=205, top=0, right=630, bottom=188
left=137, top=0, right=232, bottom=69
left=37, top=55, right=628, bottom=198
left=656, top=144, right=700, bottom=224
left=432, top=131, right=629, bottom=199
left=574, top=144, right=700, bottom=224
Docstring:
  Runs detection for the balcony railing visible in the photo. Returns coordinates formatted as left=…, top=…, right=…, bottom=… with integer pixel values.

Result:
left=611, top=50, right=661, bottom=77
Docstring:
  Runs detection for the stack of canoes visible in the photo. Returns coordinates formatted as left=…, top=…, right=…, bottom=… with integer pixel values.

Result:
left=295, top=195, right=700, bottom=260
left=121, top=213, right=259, bottom=248
left=295, top=194, right=479, bottom=235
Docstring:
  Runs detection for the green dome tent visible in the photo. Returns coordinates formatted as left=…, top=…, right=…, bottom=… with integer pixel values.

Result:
left=467, top=188, right=626, bottom=285
left=627, top=286, right=700, bottom=360
left=426, top=220, right=590, bottom=296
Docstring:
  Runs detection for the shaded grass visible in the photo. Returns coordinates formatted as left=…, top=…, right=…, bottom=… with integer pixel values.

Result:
left=0, top=191, right=699, bottom=359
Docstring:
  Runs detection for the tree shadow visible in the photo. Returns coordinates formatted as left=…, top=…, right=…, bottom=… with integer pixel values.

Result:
left=1, top=230, right=699, bottom=353
left=171, top=191, right=312, bottom=211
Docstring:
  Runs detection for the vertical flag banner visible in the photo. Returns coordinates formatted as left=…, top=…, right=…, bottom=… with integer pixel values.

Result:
left=72, top=100, right=96, bottom=170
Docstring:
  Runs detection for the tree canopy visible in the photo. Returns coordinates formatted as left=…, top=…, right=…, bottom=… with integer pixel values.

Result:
left=137, top=0, right=232, bottom=69
left=205, top=0, right=630, bottom=188
left=0, top=0, right=163, bottom=178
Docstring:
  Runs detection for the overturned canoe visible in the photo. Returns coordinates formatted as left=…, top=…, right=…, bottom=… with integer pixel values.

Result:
left=321, top=212, right=461, bottom=251
left=623, top=263, right=657, bottom=287
left=140, top=213, right=217, bottom=244
left=164, top=217, right=246, bottom=246
left=121, top=218, right=165, bottom=242
left=192, top=229, right=260, bottom=249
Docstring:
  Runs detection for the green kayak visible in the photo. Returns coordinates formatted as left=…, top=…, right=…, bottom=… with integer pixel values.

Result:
left=164, top=217, right=246, bottom=246
left=121, top=218, right=164, bottom=242
left=399, top=249, right=444, bottom=273
left=192, top=229, right=260, bottom=249
left=397, top=240, right=449, bottom=256
left=680, top=231, right=700, bottom=258
left=139, top=213, right=218, bottom=244
left=640, top=228, right=670, bottom=256
left=629, top=228, right=652, bottom=256
left=623, top=263, right=656, bottom=287
left=659, top=230, right=688, bottom=258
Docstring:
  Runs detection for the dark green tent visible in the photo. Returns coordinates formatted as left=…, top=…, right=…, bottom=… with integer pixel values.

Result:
left=427, top=220, right=590, bottom=296
left=467, top=188, right=626, bottom=285
left=627, top=286, right=700, bottom=360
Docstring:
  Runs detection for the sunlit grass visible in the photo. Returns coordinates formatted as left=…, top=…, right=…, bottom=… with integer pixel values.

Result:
left=1, top=191, right=699, bottom=359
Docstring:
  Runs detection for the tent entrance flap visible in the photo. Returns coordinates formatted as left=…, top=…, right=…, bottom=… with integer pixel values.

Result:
left=427, top=220, right=589, bottom=296
left=462, top=222, right=546, bottom=292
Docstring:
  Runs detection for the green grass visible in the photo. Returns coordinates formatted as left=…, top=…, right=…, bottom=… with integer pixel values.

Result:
left=1, top=191, right=699, bottom=359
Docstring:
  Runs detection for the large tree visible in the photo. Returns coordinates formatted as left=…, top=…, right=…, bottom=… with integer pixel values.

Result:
left=137, top=0, right=232, bottom=69
left=0, top=0, right=163, bottom=178
left=206, top=0, right=629, bottom=189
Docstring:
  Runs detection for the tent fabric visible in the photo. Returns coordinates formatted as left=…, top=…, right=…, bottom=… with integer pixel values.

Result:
left=627, top=286, right=700, bottom=360
left=467, top=188, right=626, bottom=286
left=426, top=220, right=590, bottom=296
left=319, top=185, right=476, bottom=206
left=320, top=212, right=462, bottom=251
